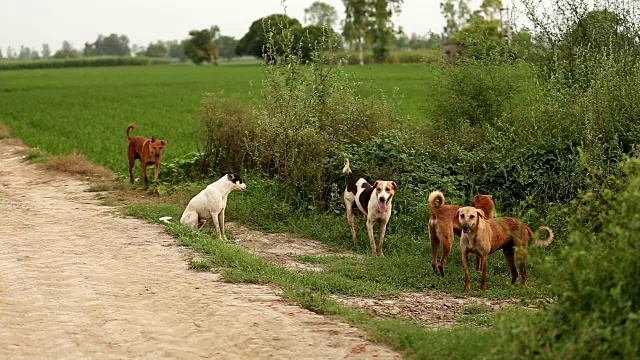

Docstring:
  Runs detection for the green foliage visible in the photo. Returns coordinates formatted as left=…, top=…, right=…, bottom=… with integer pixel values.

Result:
left=53, top=41, right=80, bottom=59
left=0, top=56, right=168, bottom=70
left=496, top=157, right=640, bottom=359
left=85, top=34, right=131, bottom=56
left=304, top=1, right=339, bottom=28
left=236, top=14, right=302, bottom=58
left=144, top=41, right=169, bottom=58
left=216, top=36, right=238, bottom=61
left=184, top=26, right=220, bottom=65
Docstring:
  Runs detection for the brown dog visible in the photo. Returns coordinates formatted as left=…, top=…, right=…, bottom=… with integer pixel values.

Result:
left=457, top=206, right=554, bottom=292
left=428, top=191, right=495, bottom=277
left=126, top=124, right=167, bottom=189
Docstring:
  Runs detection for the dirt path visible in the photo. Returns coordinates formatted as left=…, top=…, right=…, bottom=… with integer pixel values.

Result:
left=0, top=140, right=399, bottom=359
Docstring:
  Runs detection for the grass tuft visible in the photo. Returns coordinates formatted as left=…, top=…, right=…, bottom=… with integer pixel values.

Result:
left=44, top=152, right=115, bottom=179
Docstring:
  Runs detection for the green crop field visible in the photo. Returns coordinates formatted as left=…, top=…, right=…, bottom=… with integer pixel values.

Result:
left=0, top=64, right=433, bottom=173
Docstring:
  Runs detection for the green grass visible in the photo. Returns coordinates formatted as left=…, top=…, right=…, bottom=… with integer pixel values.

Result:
left=0, top=64, right=433, bottom=174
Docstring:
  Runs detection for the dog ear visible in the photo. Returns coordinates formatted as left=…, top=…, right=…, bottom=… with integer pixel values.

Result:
left=476, top=209, right=486, bottom=219
left=226, top=173, right=234, bottom=181
left=151, top=136, right=156, bottom=143
left=390, top=181, right=398, bottom=190
left=372, top=181, right=379, bottom=189
left=161, top=140, right=167, bottom=145
left=455, top=208, right=461, bottom=218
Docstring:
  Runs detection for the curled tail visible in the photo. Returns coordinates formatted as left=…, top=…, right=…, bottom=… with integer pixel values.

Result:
left=428, top=191, right=445, bottom=213
left=126, top=124, right=136, bottom=140
left=343, top=158, right=357, bottom=193
left=342, top=158, right=352, bottom=174
left=532, top=226, right=554, bottom=247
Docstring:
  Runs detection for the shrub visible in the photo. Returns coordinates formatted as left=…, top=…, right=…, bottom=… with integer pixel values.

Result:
left=495, top=156, right=640, bottom=359
left=0, top=56, right=171, bottom=71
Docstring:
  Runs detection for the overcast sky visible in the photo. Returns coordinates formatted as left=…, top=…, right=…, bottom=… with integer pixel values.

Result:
left=1, top=0, right=502, bottom=53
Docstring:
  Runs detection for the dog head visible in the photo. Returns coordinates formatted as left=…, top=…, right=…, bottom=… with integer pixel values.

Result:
left=456, top=206, right=486, bottom=234
left=472, top=194, right=495, bottom=218
left=372, top=180, right=398, bottom=213
left=149, top=137, right=167, bottom=158
left=225, top=172, right=247, bottom=191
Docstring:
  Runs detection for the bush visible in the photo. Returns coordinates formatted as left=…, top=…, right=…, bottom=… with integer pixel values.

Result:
left=0, top=56, right=171, bottom=70
left=495, top=156, right=640, bottom=359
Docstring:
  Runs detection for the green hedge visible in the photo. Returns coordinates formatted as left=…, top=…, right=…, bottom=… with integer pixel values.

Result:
left=333, top=49, right=443, bottom=65
left=0, top=56, right=172, bottom=70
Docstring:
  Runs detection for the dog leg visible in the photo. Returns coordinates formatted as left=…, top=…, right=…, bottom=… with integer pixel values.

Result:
left=519, top=251, right=528, bottom=285
left=128, top=155, right=135, bottom=184
left=180, top=211, right=199, bottom=229
left=210, top=211, right=222, bottom=239
left=377, top=220, right=388, bottom=257
left=439, top=235, right=453, bottom=277
left=141, top=162, right=149, bottom=189
left=475, top=255, right=482, bottom=271
left=480, top=254, right=489, bottom=292
left=345, top=200, right=358, bottom=247
left=429, top=225, right=440, bottom=275
left=218, top=209, right=227, bottom=241
left=503, top=248, right=518, bottom=284
left=154, top=163, right=161, bottom=182
left=461, top=249, right=472, bottom=293
left=366, top=220, right=377, bottom=256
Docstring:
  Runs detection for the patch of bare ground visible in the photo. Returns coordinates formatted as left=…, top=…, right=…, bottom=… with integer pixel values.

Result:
left=44, top=151, right=116, bottom=179
left=226, top=222, right=357, bottom=272
left=0, top=122, right=11, bottom=138
left=331, top=292, right=519, bottom=328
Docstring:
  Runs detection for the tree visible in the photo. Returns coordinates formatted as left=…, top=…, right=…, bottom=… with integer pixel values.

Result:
left=370, top=0, right=403, bottom=62
left=53, top=41, right=79, bottom=59
left=83, top=42, right=95, bottom=57
left=216, top=36, right=238, bottom=61
left=41, top=43, right=51, bottom=59
left=6, top=47, right=14, bottom=60
left=0, top=48, right=3, bottom=60
left=168, top=41, right=188, bottom=62
left=304, top=1, right=339, bottom=28
left=236, top=14, right=302, bottom=58
left=30, top=50, right=40, bottom=60
left=85, top=34, right=131, bottom=56
left=480, top=0, right=502, bottom=21
left=184, top=26, right=220, bottom=64
left=145, top=41, right=168, bottom=58
left=17, top=46, right=32, bottom=60
left=343, top=0, right=369, bottom=65
left=440, top=0, right=471, bottom=41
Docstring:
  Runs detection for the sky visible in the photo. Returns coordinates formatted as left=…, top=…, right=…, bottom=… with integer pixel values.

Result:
left=1, top=0, right=497, bottom=53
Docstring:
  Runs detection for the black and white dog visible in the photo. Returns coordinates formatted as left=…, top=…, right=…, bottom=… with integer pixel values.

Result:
left=180, top=173, right=246, bottom=240
left=342, top=159, right=398, bottom=256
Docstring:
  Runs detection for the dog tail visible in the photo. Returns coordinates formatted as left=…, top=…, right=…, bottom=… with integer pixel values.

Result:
left=532, top=226, right=554, bottom=247
left=342, top=158, right=352, bottom=174
left=126, top=124, right=136, bottom=140
left=428, top=191, right=446, bottom=212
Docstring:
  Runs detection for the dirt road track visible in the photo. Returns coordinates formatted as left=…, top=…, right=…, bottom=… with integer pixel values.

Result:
left=0, top=140, right=399, bottom=359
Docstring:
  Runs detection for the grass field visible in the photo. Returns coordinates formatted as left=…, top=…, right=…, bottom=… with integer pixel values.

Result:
left=0, top=64, right=433, bottom=174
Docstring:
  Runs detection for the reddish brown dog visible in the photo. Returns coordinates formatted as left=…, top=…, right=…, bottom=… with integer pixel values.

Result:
left=428, top=191, right=495, bottom=277
left=457, top=206, right=554, bottom=292
left=126, top=124, right=167, bottom=189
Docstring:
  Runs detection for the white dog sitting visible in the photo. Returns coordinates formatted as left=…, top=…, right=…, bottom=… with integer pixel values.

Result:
left=180, top=173, right=246, bottom=240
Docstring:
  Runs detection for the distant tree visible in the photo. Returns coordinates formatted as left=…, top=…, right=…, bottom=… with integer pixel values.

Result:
left=237, top=14, right=302, bottom=58
left=168, top=40, right=188, bottom=62
left=440, top=0, right=471, bottom=41
left=297, top=24, right=339, bottom=60
left=480, top=0, right=503, bottom=20
left=53, top=41, right=80, bottom=59
left=18, top=46, right=32, bottom=60
left=6, top=46, right=15, bottom=60
left=41, top=43, right=51, bottom=59
left=85, top=34, right=131, bottom=56
left=30, top=50, right=40, bottom=60
left=343, top=0, right=368, bottom=65
left=370, top=0, right=403, bottom=62
left=83, top=42, right=95, bottom=57
left=145, top=41, right=168, bottom=58
left=184, top=26, right=220, bottom=64
left=304, top=1, right=339, bottom=28
left=216, top=36, right=238, bottom=61
left=0, top=48, right=3, bottom=60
